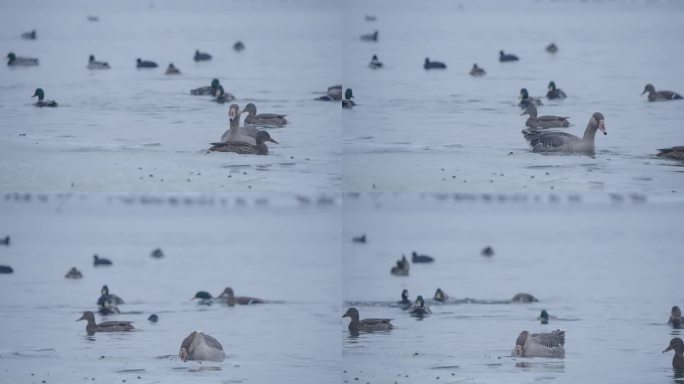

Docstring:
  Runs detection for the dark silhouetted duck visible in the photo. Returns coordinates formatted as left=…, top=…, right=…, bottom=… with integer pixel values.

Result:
left=546, top=81, right=567, bottom=99
left=342, top=307, right=393, bottom=336
left=424, top=57, right=446, bottom=70
left=521, top=105, right=570, bottom=129
left=7, top=52, right=38, bottom=66
left=499, top=50, right=519, bottom=62
left=399, top=289, right=412, bottom=310
left=481, top=246, right=494, bottom=257
left=242, top=103, right=288, bottom=127
left=409, top=295, right=431, bottom=317
left=32, top=88, right=57, bottom=108
left=316, top=85, right=342, bottom=101
left=670, top=306, right=682, bottom=328
left=93, top=254, right=112, bottom=266
left=194, top=50, right=212, bottom=61
left=22, top=30, right=36, bottom=40
left=433, top=288, right=448, bottom=303
left=411, top=251, right=434, bottom=263
left=150, top=248, right=164, bottom=258
left=513, top=329, right=565, bottom=358
left=65, top=267, right=83, bottom=279
left=352, top=234, right=366, bottom=243
left=192, top=291, right=214, bottom=305
left=365, top=15, right=377, bottom=21
left=77, top=311, right=133, bottom=335
left=210, top=131, right=276, bottom=155
left=1, top=235, right=9, bottom=246
left=342, top=88, right=356, bottom=109
left=657, top=147, right=684, bottom=160
left=470, top=63, right=485, bottom=77
left=539, top=310, right=549, bottom=324
left=0, top=265, right=14, bottom=274
left=391, top=255, right=409, bottom=276
left=369, top=54, right=383, bottom=69
left=360, top=30, right=378, bottom=42
left=522, top=112, right=606, bottom=154
left=191, top=79, right=220, bottom=95
left=165, top=63, right=181, bottom=75
left=87, top=55, right=110, bottom=70
left=664, top=338, right=684, bottom=369
left=148, top=314, right=158, bottom=322
left=642, top=84, right=682, bottom=102
left=545, top=43, right=558, bottom=54
left=511, top=293, right=538, bottom=303
left=180, top=331, right=225, bottom=362
left=97, top=285, right=124, bottom=315
left=216, top=287, right=264, bottom=306
left=213, top=85, right=236, bottom=104
left=233, top=41, right=245, bottom=51
left=136, top=58, right=158, bottom=68
left=519, top=88, right=543, bottom=109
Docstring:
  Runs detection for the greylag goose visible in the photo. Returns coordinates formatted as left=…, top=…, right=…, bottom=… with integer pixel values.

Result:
left=242, top=103, right=288, bottom=127
left=663, top=338, right=684, bottom=369
left=77, top=311, right=133, bottom=335
left=519, top=88, right=543, bottom=109
left=545, top=43, right=558, bottom=54
left=641, top=84, right=682, bottom=102
left=87, top=55, right=110, bottom=70
left=7, top=52, right=38, bottom=66
left=499, top=50, right=519, bottom=62
left=669, top=306, right=682, bottom=328
left=32, top=88, right=57, bottom=108
left=513, top=329, right=565, bottom=358
left=470, top=63, right=486, bottom=77
left=424, top=58, right=447, bottom=70
left=657, top=147, right=684, bottom=160
left=521, top=104, right=570, bottom=129
left=342, top=307, right=393, bottom=335
left=511, top=293, right=538, bottom=303
left=179, top=331, right=225, bottom=362
left=546, top=81, right=567, bottom=99
left=219, top=104, right=258, bottom=145
left=216, top=287, right=264, bottom=306
left=522, top=112, right=606, bottom=153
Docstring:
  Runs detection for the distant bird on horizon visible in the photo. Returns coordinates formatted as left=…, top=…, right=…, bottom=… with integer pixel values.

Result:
left=545, top=43, right=558, bottom=54
left=499, top=50, right=519, bottom=62
left=424, top=57, right=446, bottom=70
left=194, top=50, right=212, bottom=61
left=360, top=30, right=378, bottom=42
left=470, top=63, right=485, bottom=77
left=93, top=254, right=112, bottom=266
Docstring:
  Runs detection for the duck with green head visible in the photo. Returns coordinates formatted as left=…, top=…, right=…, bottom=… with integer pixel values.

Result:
left=342, top=88, right=356, bottom=109
left=242, top=103, right=288, bottom=127
left=409, top=295, right=431, bottom=317
left=7, top=52, right=39, bottom=66
left=191, top=78, right=220, bottom=95
left=399, top=289, right=411, bottom=310
left=433, top=288, right=448, bottom=303
left=519, top=88, right=543, bottom=109
left=546, top=81, right=567, bottom=99
left=32, top=88, right=57, bottom=107
left=213, top=85, right=236, bottom=104
left=209, top=130, right=277, bottom=155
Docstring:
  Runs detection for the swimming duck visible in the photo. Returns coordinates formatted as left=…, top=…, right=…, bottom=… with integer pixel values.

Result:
left=98, top=285, right=124, bottom=305
left=409, top=295, right=431, bottom=317
left=470, top=63, right=486, bottom=77
left=211, top=130, right=277, bottom=155
left=65, top=267, right=83, bottom=279
left=77, top=311, right=134, bottom=335
left=213, top=85, right=236, bottom=104
left=191, top=79, right=220, bottom=95
left=7, top=52, right=38, bottom=66
left=165, top=63, right=181, bottom=75
left=424, top=57, right=447, bottom=70
left=136, top=58, right=158, bottom=68
left=87, top=55, right=110, bottom=70
left=316, top=85, right=343, bottom=101
left=433, top=288, right=448, bottom=303
left=663, top=338, right=684, bottom=369
left=233, top=41, right=245, bottom=52
left=342, top=88, right=356, bottom=109
left=0, top=236, right=9, bottom=246
left=657, top=147, right=684, bottom=160
left=31, top=88, right=57, bottom=108
left=93, top=254, right=112, bottom=266
left=511, top=293, right=538, bottom=303
left=242, top=103, right=288, bottom=127
left=360, top=30, right=378, bottom=42
left=546, top=81, right=567, bottom=99
left=521, top=105, right=570, bottom=129
left=365, top=15, right=377, bottom=21
left=411, top=251, right=434, bottom=263
left=519, top=88, right=543, bottom=109
left=97, top=285, right=122, bottom=315
left=194, top=50, right=212, bottom=61
left=216, top=287, right=264, bottom=306
left=179, top=331, right=225, bottom=362
left=669, top=306, right=682, bottom=328
left=499, top=50, right=519, bottom=62
left=539, top=310, right=549, bottom=324
left=522, top=112, right=606, bottom=154
left=399, top=289, right=412, bottom=310
left=481, top=246, right=494, bottom=256
left=513, top=329, right=565, bottom=358
left=342, top=307, right=393, bottom=336
left=151, top=248, right=164, bottom=258
left=641, top=84, right=682, bottom=102
left=217, top=104, right=278, bottom=148
left=390, top=255, right=410, bottom=276
left=0, top=266, right=14, bottom=274
left=352, top=234, right=366, bottom=243
left=192, top=291, right=214, bottom=305
left=545, top=43, right=558, bottom=54
left=148, top=314, right=158, bottom=322
left=22, top=30, right=36, bottom=40
left=369, top=54, right=383, bottom=69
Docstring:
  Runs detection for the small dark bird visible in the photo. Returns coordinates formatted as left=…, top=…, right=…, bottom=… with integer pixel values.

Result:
left=511, top=293, right=538, bottom=303
left=433, top=288, right=447, bottom=302
left=342, top=88, right=356, bottom=109
left=469, top=63, right=486, bottom=77
left=93, top=254, right=112, bottom=266
left=21, top=30, right=36, bottom=40
left=399, top=289, right=411, bottom=310
left=148, top=314, right=159, bottom=323
left=409, top=295, right=431, bottom=317
left=481, top=246, right=495, bottom=257
left=136, top=58, right=158, bottom=68
left=499, top=50, right=519, bottom=62
left=65, top=267, right=83, bottom=279
left=546, top=81, right=567, bottom=100
left=194, top=50, right=212, bottom=61
left=360, top=30, right=378, bottom=42
left=369, top=54, right=383, bottom=69
left=669, top=306, right=682, bottom=328
left=150, top=248, right=164, bottom=258
left=0, top=265, right=14, bottom=274
left=411, top=251, right=434, bottom=263
left=233, top=41, right=245, bottom=52
left=352, top=234, right=366, bottom=243
left=545, top=43, right=558, bottom=54
left=424, top=57, right=446, bottom=70
left=192, top=291, right=214, bottom=305
left=539, top=310, right=549, bottom=324
left=0, top=236, right=9, bottom=246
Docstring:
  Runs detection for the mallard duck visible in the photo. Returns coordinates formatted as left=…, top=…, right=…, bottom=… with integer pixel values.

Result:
left=165, top=63, right=181, bottom=75
left=433, top=288, right=447, bottom=302
left=233, top=41, right=245, bottom=51
left=521, top=104, right=570, bottom=129
left=360, top=30, right=378, bottom=42
left=31, top=88, right=57, bottom=108
left=65, top=267, right=83, bottom=279
left=7, top=52, right=38, bottom=66
left=481, top=246, right=494, bottom=256
left=194, top=50, right=212, bottom=61
left=513, top=329, right=565, bottom=358
left=93, top=254, right=112, bottom=266
left=213, top=85, right=236, bottom=104
left=499, top=50, right=519, bottom=62
left=663, top=338, right=684, bottom=369
left=642, top=84, right=682, bottom=102
left=342, top=88, right=356, bottom=109
left=545, top=43, right=558, bottom=54
left=411, top=251, right=434, bottom=263
left=669, top=306, right=682, bottom=328
left=399, top=289, right=412, bottom=310
left=511, top=293, right=538, bottom=303
left=522, top=112, right=606, bottom=153
left=342, top=307, right=393, bottom=336
left=136, top=58, right=157, bottom=68
left=22, top=30, right=36, bottom=40
left=390, top=255, right=409, bottom=276
left=211, top=129, right=277, bottom=156
left=352, top=234, right=366, bottom=243
left=470, top=63, right=486, bottom=77
left=409, top=295, right=431, bottom=316
left=657, top=147, right=684, bottom=160
left=546, top=81, right=567, bottom=99
left=216, top=287, right=264, bottom=306
left=179, top=331, right=225, bottom=362
left=150, top=248, right=164, bottom=258
left=519, top=88, right=543, bottom=109
left=77, top=311, right=134, bottom=335
left=191, top=79, right=220, bottom=95
left=369, top=54, right=383, bottom=69
left=87, top=55, right=110, bottom=70
left=242, top=103, right=288, bottom=127
left=316, top=85, right=342, bottom=101
left=424, top=57, right=446, bottom=70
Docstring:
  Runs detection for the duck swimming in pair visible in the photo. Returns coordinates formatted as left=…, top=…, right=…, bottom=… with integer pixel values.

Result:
left=191, top=79, right=220, bottom=95
left=87, top=55, right=110, bottom=70
left=513, top=329, right=565, bottom=358
left=165, top=63, right=181, bottom=75
left=233, top=41, right=245, bottom=51
left=65, top=267, right=83, bottom=279
left=521, top=105, right=570, bottom=129
left=213, top=85, right=236, bottom=104
left=657, top=147, right=684, bottom=160
left=424, top=57, right=446, bottom=70
left=22, top=30, right=36, bottom=40
left=669, top=306, right=682, bottom=328
left=32, top=88, right=57, bottom=107
left=242, top=103, right=288, bottom=127
left=360, top=30, right=378, bottom=42
left=218, top=104, right=278, bottom=146
left=399, top=289, right=412, bottom=310
left=93, top=254, right=112, bottom=266
left=342, top=88, right=356, bottom=109
left=511, top=293, right=538, bottom=303
left=411, top=251, right=434, bottom=263
left=210, top=131, right=277, bottom=155
left=216, top=287, right=264, bottom=306
left=77, top=311, right=134, bottom=335
left=316, top=85, right=342, bottom=101
left=194, top=49, right=212, bottom=61
left=546, top=81, right=567, bottom=99
left=546, top=43, right=558, bottom=54
left=499, top=50, right=519, bottom=62
left=179, top=331, right=225, bottom=362
left=470, top=63, right=485, bottom=77
left=136, top=58, right=158, bottom=68
left=433, top=288, right=447, bottom=303
left=369, top=54, right=383, bottom=69
left=641, top=84, right=682, bottom=102
left=522, top=112, right=606, bottom=154
left=342, top=307, right=393, bottom=336
left=519, top=88, right=543, bottom=109
left=663, top=338, right=684, bottom=369
left=409, top=296, right=431, bottom=317
left=7, top=52, right=38, bottom=66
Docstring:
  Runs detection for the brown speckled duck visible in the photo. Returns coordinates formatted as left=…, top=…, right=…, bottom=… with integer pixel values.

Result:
left=657, top=147, right=684, bottom=160
left=641, top=84, right=682, bottom=102
left=77, top=311, right=133, bottom=335
left=216, top=287, right=264, bottom=306
left=521, top=104, right=570, bottom=129
left=663, top=338, right=684, bottom=369
left=242, top=103, right=287, bottom=127
left=342, top=307, right=393, bottom=336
